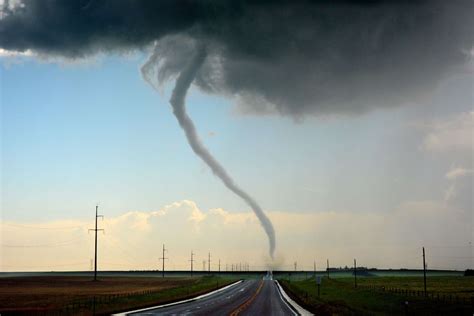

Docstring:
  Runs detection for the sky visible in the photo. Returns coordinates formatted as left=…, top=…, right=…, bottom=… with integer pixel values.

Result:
left=0, top=0, right=473, bottom=272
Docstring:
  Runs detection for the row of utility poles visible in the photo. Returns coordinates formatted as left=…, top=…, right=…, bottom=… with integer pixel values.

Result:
left=89, top=206, right=428, bottom=296
left=89, top=205, right=103, bottom=282
left=314, top=250, right=427, bottom=296
left=88, top=205, right=226, bottom=280
left=228, top=262, right=250, bottom=272
left=161, top=249, right=228, bottom=277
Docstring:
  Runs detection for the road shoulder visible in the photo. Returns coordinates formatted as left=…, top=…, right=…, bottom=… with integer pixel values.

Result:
left=114, top=279, right=243, bottom=315
left=275, top=280, right=314, bottom=316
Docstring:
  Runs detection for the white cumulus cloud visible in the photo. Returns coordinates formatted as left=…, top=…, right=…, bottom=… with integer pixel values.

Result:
left=1, top=198, right=471, bottom=272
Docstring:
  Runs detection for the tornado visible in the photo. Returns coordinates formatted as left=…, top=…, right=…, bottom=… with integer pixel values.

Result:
left=142, top=45, right=276, bottom=259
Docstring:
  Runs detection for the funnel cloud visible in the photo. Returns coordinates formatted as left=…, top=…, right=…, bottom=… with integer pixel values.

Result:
left=142, top=43, right=276, bottom=258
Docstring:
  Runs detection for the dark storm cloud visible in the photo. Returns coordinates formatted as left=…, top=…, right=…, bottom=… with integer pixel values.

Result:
left=1, top=0, right=473, bottom=116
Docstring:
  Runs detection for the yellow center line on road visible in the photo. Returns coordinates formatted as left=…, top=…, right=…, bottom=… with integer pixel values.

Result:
left=229, top=280, right=264, bottom=316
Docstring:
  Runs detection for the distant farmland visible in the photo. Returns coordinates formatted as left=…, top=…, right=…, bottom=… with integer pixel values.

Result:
left=0, top=268, right=464, bottom=279
left=0, top=269, right=471, bottom=315
left=0, top=275, right=236, bottom=314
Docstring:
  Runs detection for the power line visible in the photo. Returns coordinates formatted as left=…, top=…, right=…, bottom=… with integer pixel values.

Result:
left=101, top=233, right=159, bottom=267
left=159, top=244, right=168, bottom=278
left=423, top=247, right=427, bottom=296
left=1, top=261, right=89, bottom=269
left=428, top=256, right=474, bottom=259
left=89, top=205, right=104, bottom=281
left=101, top=262, right=137, bottom=267
left=189, top=250, right=195, bottom=277
left=354, top=258, right=357, bottom=288
left=1, top=236, right=85, bottom=248
left=2, top=223, right=88, bottom=230
left=102, top=235, right=141, bottom=267
left=208, top=252, right=211, bottom=274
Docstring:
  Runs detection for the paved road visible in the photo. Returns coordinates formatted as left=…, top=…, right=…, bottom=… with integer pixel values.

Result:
left=127, top=279, right=298, bottom=315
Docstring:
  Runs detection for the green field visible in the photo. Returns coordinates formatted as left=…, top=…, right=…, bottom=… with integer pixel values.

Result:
left=279, top=275, right=474, bottom=315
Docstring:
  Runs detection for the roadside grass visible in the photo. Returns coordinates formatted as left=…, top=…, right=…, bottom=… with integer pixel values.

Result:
left=339, top=276, right=474, bottom=298
left=0, top=275, right=237, bottom=315
left=96, top=275, right=237, bottom=315
left=279, top=276, right=474, bottom=316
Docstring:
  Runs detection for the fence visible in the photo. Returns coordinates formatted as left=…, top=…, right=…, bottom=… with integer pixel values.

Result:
left=280, top=279, right=474, bottom=316
left=357, top=284, right=474, bottom=306
left=25, top=280, right=224, bottom=315
left=60, top=289, right=159, bottom=314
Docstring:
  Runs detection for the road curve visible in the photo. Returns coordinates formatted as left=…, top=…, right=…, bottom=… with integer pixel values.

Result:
left=124, top=279, right=300, bottom=315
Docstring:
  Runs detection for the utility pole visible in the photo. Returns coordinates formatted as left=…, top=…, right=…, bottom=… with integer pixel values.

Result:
left=354, top=258, right=357, bottom=288
left=423, top=247, right=427, bottom=296
left=226, top=263, right=228, bottom=272
left=159, top=244, right=168, bottom=278
left=313, top=260, right=316, bottom=277
left=294, top=261, right=297, bottom=271
left=327, top=259, right=330, bottom=279
left=203, top=260, right=206, bottom=271
left=218, top=259, right=221, bottom=273
left=89, top=205, right=104, bottom=281
left=208, top=252, right=211, bottom=274
left=189, top=250, right=195, bottom=277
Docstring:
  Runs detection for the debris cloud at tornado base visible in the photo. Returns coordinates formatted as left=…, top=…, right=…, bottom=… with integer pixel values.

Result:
left=141, top=43, right=276, bottom=259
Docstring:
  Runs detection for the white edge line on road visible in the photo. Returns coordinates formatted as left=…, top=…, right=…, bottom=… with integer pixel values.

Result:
left=113, top=279, right=243, bottom=315
left=274, top=280, right=298, bottom=316
left=275, top=280, right=314, bottom=316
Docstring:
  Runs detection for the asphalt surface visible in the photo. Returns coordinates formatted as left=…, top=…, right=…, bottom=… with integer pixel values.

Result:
left=128, top=279, right=297, bottom=315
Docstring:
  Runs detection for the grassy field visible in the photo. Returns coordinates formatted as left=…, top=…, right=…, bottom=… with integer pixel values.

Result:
left=279, top=276, right=474, bottom=315
left=0, top=275, right=236, bottom=315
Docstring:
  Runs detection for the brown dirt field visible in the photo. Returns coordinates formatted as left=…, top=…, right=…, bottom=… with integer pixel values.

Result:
left=0, top=276, right=193, bottom=310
